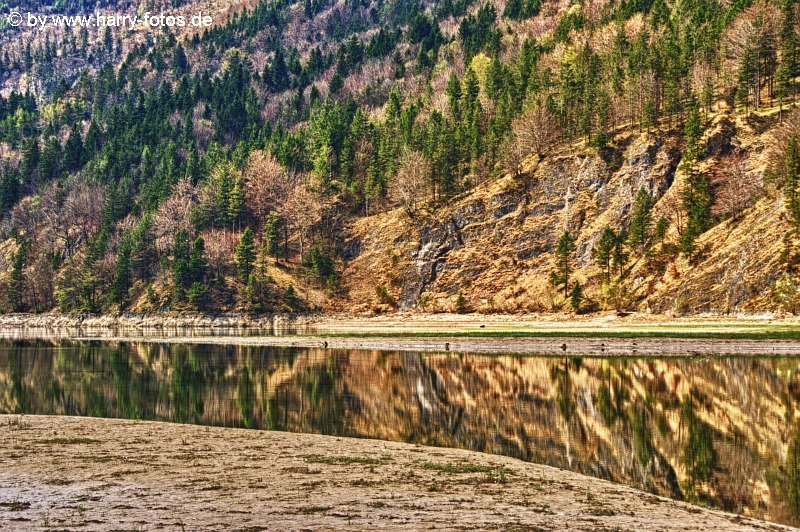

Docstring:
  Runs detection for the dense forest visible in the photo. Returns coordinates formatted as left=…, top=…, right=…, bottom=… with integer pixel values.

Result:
left=0, top=0, right=798, bottom=314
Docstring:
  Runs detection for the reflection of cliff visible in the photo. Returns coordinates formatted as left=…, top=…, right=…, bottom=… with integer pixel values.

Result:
left=1, top=340, right=799, bottom=526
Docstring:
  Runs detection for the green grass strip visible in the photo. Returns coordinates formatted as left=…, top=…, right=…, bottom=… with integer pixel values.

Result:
left=300, top=329, right=800, bottom=340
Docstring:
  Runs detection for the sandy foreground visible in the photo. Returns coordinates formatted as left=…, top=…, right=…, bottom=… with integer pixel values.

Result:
left=0, top=415, right=793, bottom=532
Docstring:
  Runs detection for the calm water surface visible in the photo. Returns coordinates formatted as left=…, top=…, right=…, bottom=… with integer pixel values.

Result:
left=2, top=339, right=800, bottom=526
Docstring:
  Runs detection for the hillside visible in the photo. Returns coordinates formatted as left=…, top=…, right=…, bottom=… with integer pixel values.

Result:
left=338, top=107, right=795, bottom=315
left=0, top=0, right=798, bottom=315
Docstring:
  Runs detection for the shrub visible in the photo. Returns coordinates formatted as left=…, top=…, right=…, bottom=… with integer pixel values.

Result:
left=188, top=282, right=205, bottom=304
left=303, top=246, right=335, bottom=282
left=455, top=291, right=467, bottom=314
left=600, top=278, right=630, bottom=312
left=376, top=285, right=395, bottom=305
left=775, top=274, right=800, bottom=314
left=569, top=282, right=583, bottom=312
left=282, top=285, right=296, bottom=310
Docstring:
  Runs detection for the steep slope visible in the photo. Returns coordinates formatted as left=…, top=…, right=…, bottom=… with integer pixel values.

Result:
left=339, top=108, right=789, bottom=315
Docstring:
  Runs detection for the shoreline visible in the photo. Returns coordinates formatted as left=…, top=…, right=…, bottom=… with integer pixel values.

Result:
left=64, top=335, right=800, bottom=355
left=0, top=415, right=792, bottom=531
left=0, top=310, right=797, bottom=332
left=1, top=311, right=800, bottom=354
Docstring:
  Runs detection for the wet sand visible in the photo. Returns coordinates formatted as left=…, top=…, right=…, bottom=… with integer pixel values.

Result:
left=0, top=415, right=793, bottom=531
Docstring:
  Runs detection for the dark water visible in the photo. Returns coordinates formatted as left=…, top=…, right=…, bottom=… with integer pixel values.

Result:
left=2, top=339, right=800, bottom=526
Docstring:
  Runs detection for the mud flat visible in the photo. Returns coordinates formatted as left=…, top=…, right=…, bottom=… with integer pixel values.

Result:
left=0, top=415, right=791, bottom=531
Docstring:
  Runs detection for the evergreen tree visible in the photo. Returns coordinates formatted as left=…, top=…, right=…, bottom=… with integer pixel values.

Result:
left=654, top=216, right=670, bottom=246
left=131, top=214, right=156, bottom=283
left=776, top=0, right=799, bottom=113
left=228, top=177, right=245, bottom=230
left=628, top=187, right=652, bottom=251
left=329, top=72, right=344, bottom=94
left=172, top=229, right=191, bottom=291
left=21, top=136, right=40, bottom=187
left=684, top=93, right=705, bottom=161
left=172, top=44, right=189, bottom=78
left=783, top=136, right=800, bottom=264
left=679, top=93, right=712, bottom=257
left=235, top=227, right=256, bottom=282
left=551, top=231, right=577, bottom=298
left=681, top=172, right=714, bottom=257
left=7, top=240, right=28, bottom=312
left=593, top=226, right=617, bottom=280
left=263, top=211, right=283, bottom=264
left=189, top=236, right=208, bottom=284
left=0, top=167, right=20, bottom=216
left=38, top=137, right=62, bottom=181
left=63, top=124, right=85, bottom=172
left=612, top=231, right=629, bottom=277
left=110, top=231, right=133, bottom=304
left=570, top=282, right=583, bottom=312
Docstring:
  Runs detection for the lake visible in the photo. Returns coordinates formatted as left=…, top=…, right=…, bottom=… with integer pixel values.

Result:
left=1, top=338, right=799, bottom=526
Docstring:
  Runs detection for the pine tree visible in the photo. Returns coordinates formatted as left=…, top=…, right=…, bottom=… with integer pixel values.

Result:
left=628, top=187, right=652, bottom=251
left=38, top=137, right=62, bottom=181
left=681, top=172, right=714, bottom=258
left=654, top=216, right=670, bottom=246
left=329, top=72, right=343, bottom=94
left=172, top=44, right=189, bottom=78
left=785, top=137, right=800, bottom=224
left=21, top=136, right=40, bottom=187
left=680, top=93, right=713, bottom=257
left=7, top=239, right=28, bottom=312
left=737, top=47, right=757, bottom=114
left=593, top=226, right=616, bottom=280
left=110, top=231, right=133, bottom=305
left=552, top=231, right=577, bottom=298
left=684, top=93, right=704, bottom=161
left=612, top=231, right=629, bottom=277
left=172, top=229, right=191, bottom=291
left=228, top=178, right=245, bottom=230
left=569, top=282, right=583, bottom=312
left=235, top=227, right=256, bottom=282
left=0, top=167, right=20, bottom=216
left=263, top=211, right=283, bottom=265
left=131, top=214, right=156, bottom=282
left=63, top=124, right=85, bottom=172
left=776, top=0, right=799, bottom=115
left=189, top=236, right=208, bottom=284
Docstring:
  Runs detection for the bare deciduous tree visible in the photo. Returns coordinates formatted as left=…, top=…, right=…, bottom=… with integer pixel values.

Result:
left=286, top=180, right=323, bottom=260
left=712, top=151, right=762, bottom=221
left=153, top=177, right=199, bottom=255
left=504, top=105, right=559, bottom=175
left=656, top=186, right=685, bottom=237
left=722, top=0, right=781, bottom=109
left=388, top=149, right=431, bottom=216
left=244, top=150, right=293, bottom=224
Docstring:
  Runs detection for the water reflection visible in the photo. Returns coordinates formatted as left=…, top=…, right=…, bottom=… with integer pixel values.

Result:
left=1, top=339, right=799, bottom=526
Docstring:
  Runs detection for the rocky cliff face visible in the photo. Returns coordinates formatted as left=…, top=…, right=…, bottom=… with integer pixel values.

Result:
left=340, top=131, right=680, bottom=312
left=338, top=111, right=786, bottom=315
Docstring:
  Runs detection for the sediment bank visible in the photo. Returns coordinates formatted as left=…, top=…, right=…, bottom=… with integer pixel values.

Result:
left=0, top=415, right=790, bottom=531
